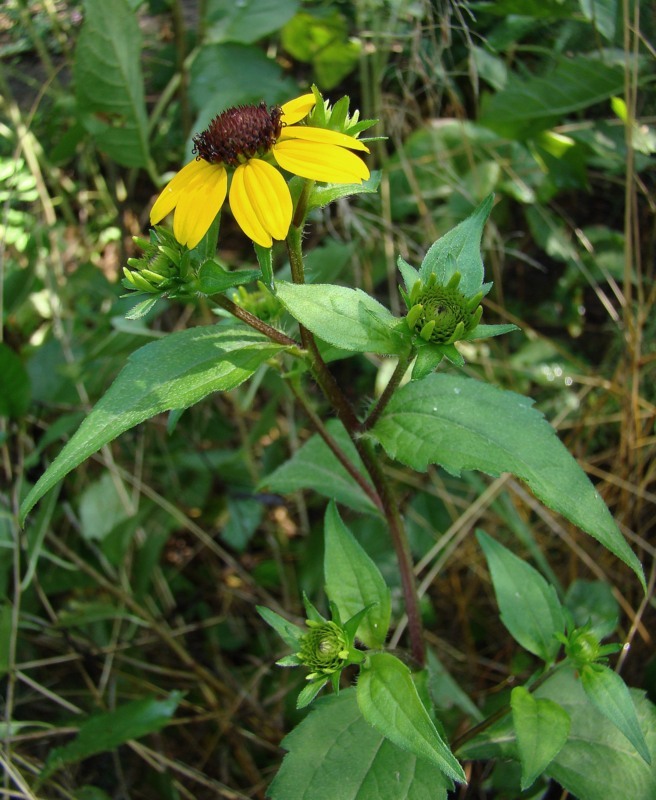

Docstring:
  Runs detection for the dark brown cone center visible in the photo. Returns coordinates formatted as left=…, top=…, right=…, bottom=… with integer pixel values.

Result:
left=192, top=102, right=283, bottom=167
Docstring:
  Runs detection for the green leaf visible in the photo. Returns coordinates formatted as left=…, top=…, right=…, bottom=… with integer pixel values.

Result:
left=197, top=260, right=261, bottom=295
left=259, top=419, right=378, bottom=515
left=480, top=57, right=625, bottom=139
left=20, top=326, right=284, bottom=523
left=458, top=668, right=656, bottom=800
left=74, top=0, right=150, bottom=168
left=256, top=606, right=304, bottom=649
left=308, top=171, right=381, bottom=210
left=581, top=664, right=651, bottom=764
left=541, top=670, right=656, bottom=799
left=476, top=530, right=565, bottom=662
left=511, top=686, right=570, bottom=790
left=275, top=281, right=407, bottom=355
left=324, top=502, right=391, bottom=648
left=0, top=343, right=30, bottom=418
left=419, top=194, right=493, bottom=296
left=357, top=653, right=466, bottom=784
left=463, top=323, right=519, bottom=340
left=269, top=689, right=451, bottom=800
left=0, top=603, right=12, bottom=677
left=41, top=693, right=181, bottom=779
left=204, top=0, right=298, bottom=45
left=371, top=374, right=645, bottom=589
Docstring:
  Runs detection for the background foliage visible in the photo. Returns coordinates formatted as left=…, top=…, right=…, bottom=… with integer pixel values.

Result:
left=1, top=0, right=654, bottom=798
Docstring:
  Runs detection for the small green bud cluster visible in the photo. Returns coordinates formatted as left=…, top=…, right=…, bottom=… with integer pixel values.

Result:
left=403, top=272, right=483, bottom=344
left=555, top=622, right=622, bottom=670
left=258, top=596, right=368, bottom=709
left=122, top=226, right=198, bottom=298
left=297, top=620, right=350, bottom=680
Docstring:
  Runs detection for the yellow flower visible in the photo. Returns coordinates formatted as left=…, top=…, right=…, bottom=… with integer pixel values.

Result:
left=150, top=94, right=370, bottom=249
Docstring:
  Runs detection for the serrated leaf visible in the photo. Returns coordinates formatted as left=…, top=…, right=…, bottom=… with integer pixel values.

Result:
left=324, top=502, right=390, bottom=648
left=581, top=664, right=651, bottom=764
left=74, top=0, right=150, bottom=168
left=511, top=686, right=570, bottom=789
left=20, top=326, right=284, bottom=523
left=357, top=653, right=466, bottom=784
left=275, top=281, right=407, bottom=355
left=371, top=374, right=644, bottom=589
left=259, top=419, right=378, bottom=515
left=268, top=688, right=451, bottom=800
left=41, top=693, right=181, bottom=779
left=477, top=530, right=565, bottom=662
left=419, top=195, right=493, bottom=296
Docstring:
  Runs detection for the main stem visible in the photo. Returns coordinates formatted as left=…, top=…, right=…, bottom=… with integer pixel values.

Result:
left=286, top=223, right=426, bottom=667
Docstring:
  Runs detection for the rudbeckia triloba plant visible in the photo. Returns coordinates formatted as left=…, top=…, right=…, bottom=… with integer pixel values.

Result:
left=22, top=87, right=650, bottom=799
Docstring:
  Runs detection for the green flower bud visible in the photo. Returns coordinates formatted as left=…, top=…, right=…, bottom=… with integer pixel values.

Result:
left=232, top=282, right=282, bottom=322
left=122, top=226, right=199, bottom=304
left=404, top=272, right=483, bottom=345
left=565, top=627, right=601, bottom=667
left=297, top=620, right=350, bottom=679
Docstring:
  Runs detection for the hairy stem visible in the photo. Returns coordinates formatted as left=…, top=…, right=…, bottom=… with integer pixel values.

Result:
left=361, top=347, right=416, bottom=432
left=213, top=294, right=299, bottom=347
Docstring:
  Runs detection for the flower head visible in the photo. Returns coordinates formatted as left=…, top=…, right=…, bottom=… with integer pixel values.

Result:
left=404, top=272, right=483, bottom=344
left=150, top=93, right=370, bottom=249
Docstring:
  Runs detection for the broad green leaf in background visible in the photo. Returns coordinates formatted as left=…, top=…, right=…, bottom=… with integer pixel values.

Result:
left=41, top=693, right=181, bottom=779
left=0, top=342, right=31, bottom=418
left=371, top=374, right=645, bottom=589
left=20, top=326, right=285, bottom=522
left=511, top=686, right=570, bottom=790
left=357, top=653, right=466, bottom=784
left=477, top=530, right=565, bottom=663
left=580, top=664, right=651, bottom=764
left=275, top=282, right=408, bottom=355
left=418, top=194, right=494, bottom=296
left=78, top=474, right=130, bottom=543
left=281, top=11, right=361, bottom=89
left=564, top=579, right=620, bottom=639
left=324, top=502, right=390, bottom=648
left=204, top=0, right=299, bottom=45
left=74, top=0, right=150, bottom=168
left=480, top=56, right=625, bottom=139
left=579, top=0, right=617, bottom=42
left=458, top=669, right=656, bottom=800
left=259, top=419, right=377, bottom=515
left=269, top=689, right=451, bottom=800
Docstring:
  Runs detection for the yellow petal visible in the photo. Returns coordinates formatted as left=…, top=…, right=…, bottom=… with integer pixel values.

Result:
left=242, top=159, right=293, bottom=241
left=229, top=164, right=272, bottom=247
left=279, top=125, right=369, bottom=152
left=228, top=160, right=293, bottom=246
left=173, top=165, right=227, bottom=248
left=273, top=140, right=370, bottom=183
left=150, top=159, right=214, bottom=224
left=280, top=94, right=316, bottom=125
